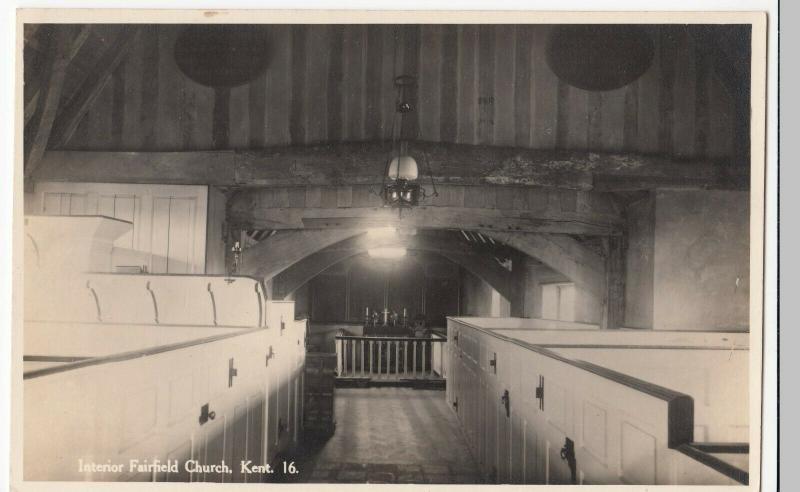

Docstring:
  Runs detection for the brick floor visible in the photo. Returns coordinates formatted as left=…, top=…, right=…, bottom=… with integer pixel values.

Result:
left=273, top=388, right=483, bottom=484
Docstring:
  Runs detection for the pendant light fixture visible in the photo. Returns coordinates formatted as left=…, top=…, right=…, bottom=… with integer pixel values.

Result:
left=379, top=28, right=438, bottom=212
left=382, top=74, right=421, bottom=209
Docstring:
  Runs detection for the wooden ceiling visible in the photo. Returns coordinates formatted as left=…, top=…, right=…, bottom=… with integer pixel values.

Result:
left=24, top=23, right=750, bottom=167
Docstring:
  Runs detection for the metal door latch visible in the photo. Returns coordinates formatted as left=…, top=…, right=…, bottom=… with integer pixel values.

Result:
left=265, top=346, right=275, bottom=366
left=228, top=358, right=238, bottom=387
left=199, top=403, right=216, bottom=425
left=535, top=375, right=545, bottom=410
left=489, top=352, right=497, bottom=373
left=501, top=389, right=510, bottom=417
left=560, top=437, right=577, bottom=484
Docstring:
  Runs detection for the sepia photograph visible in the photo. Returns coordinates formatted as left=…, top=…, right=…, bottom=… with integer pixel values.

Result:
left=11, top=9, right=767, bottom=489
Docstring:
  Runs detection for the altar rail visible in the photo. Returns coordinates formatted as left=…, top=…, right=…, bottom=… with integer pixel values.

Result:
left=334, top=334, right=446, bottom=384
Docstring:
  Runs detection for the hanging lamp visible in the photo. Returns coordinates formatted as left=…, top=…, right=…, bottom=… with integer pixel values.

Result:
left=382, top=74, right=421, bottom=208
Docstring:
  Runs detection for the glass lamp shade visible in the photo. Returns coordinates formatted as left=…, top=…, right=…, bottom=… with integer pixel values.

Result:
left=387, top=155, right=419, bottom=181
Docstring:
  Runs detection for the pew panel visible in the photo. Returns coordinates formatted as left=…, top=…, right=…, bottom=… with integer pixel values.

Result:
left=553, top=347, right=749, bottom=443
left=446, top=316, right=745, bottom=485
left=23, top=302, right=307, bottom=482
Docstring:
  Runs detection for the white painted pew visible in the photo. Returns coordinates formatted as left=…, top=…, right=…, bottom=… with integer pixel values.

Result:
left=551, top=347, right=748, bottom=443
left=23, top=270, right=306, bottom=482
left=23, top=319, right=307, bottom=482
left=446, top=317, right=746, bottom=485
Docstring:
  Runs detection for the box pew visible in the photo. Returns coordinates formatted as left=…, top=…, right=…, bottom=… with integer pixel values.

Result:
left=23, top=273, right=305, bottom=482
left=24, top=326, right=266, bottom=481
left=25, top=273, right=270, bottom=328
left=548, top=346, right=748, bottom=443
left=446, top=317, right=747, bottom=485
left=87, top=274, right=268, bottom=327
left=264, top=301, right=306, bottom=457
left=487, top=327, right=749, bottom=443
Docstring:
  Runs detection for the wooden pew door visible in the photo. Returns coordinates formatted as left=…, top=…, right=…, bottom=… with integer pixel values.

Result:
left=192, top=336, right=269, bottom=483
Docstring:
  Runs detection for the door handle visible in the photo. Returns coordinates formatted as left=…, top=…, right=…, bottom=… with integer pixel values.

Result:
left=500, top=389, right=510, bottom=418
left=560, top=437, right=577, bottom=484
left=265, top=345, right=275, bottom=366
left=199, top=403, right=216, bottom=425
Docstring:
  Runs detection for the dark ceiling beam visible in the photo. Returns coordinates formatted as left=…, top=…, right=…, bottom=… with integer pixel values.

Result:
left=229, top=204, right=620, bottom=236
left=47, top=26, right=139, bottom=149
left=23, top=27, right=72, bottom=180
left=32, top=141, right=746, bottom=190
left=25, top=26, right=92, bottom=126
left=226, top=183, right=622, bottom=236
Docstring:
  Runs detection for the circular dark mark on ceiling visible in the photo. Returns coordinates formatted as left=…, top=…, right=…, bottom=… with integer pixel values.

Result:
left=546, top=25, right=655, bottom=92
left=174, top=25, right=272, bottom=88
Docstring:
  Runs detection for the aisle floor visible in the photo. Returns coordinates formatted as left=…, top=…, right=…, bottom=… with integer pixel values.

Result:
left=286, top=387, right=483, bottom=484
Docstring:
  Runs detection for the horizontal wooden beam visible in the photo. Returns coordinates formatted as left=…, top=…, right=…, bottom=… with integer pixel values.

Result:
left=230, top=205, right=618, bottom=236
left=228, top=185, right=622, bottom=236
left=32, top=141, right=747, bottom=190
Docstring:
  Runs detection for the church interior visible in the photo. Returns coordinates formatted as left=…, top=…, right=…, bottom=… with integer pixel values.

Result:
left=20, top=22, right=753, bottom=485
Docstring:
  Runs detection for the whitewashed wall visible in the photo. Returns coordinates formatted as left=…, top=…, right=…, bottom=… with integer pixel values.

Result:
left=27, top=182, right=208, bottom=274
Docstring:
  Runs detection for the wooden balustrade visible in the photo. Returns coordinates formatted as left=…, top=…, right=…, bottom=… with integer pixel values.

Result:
left=334, top=334, right=446, bottom=382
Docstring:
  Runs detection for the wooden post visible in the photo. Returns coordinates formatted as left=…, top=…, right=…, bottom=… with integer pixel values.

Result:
left=508, top=252, right=527, bottom=317
left=404, top=340, right=409, bottom=376
left=351, top=340, right=356, bottom=376
left=422, top=342, right=427, bottom=376
left=395, top=341, right=400, bottom=375
left=601, top=235, right=626, bottom=329
left=413, top=342, right=418, bottom=378
left=336, top=339, right=342, bottom=375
